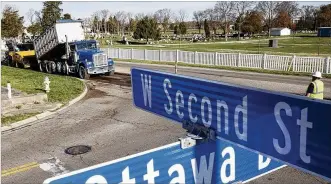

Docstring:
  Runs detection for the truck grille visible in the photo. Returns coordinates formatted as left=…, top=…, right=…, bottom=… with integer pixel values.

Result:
left=93, top=53, right=107, bottom=66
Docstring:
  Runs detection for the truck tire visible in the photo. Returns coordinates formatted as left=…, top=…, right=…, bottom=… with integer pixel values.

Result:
left=44, top=61, right=51, bottom=73
left=18, top=62, right=25, bottom=68
left=56, top=62, right=62, bottom=73
left=104, top=72, right=111, bottom=76
left=62, top=63, right=69, bottom=75
left=49, top=61, right=56, bottom=73
left=78, top=65, right=90, bottom=79
left=39, top=61, right=44, bottom=72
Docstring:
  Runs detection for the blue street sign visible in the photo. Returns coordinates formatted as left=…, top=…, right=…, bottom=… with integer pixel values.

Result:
left=131, top=68, right=331, bottom=180
left=44, top=139, right=284, bottom=184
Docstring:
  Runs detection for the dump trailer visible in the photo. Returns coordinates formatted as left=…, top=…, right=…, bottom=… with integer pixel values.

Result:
left=33, top=20, right=114, bottom=79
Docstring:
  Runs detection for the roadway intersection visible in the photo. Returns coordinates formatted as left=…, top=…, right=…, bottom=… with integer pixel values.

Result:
left=1, top=62, right=330, bottom=184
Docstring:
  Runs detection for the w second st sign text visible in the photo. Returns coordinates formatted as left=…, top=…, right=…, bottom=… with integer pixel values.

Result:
left=132, top=68, right=331, bottom=179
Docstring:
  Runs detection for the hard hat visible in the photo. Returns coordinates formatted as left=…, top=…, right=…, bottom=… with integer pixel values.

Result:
left=312, top=71, right=322, bottom=78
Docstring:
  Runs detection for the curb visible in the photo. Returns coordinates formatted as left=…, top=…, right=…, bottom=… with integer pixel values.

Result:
left=1, top=80, right=88, bottom=132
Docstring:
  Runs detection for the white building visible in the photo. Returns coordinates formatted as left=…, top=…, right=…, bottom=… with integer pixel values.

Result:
left=270, top=28, right=291, bottom=36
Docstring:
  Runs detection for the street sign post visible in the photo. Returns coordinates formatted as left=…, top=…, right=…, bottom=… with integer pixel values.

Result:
left=44, top=139, right=284, bottom=184
left=131, top=68, right=331, bottom=180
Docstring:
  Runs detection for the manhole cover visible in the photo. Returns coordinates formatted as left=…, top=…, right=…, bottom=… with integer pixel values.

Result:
left=65, top=145, right=91, bottom=155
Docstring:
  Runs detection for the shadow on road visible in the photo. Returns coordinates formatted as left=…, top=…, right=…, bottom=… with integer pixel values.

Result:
left=90, top=73, right=132, bottom=87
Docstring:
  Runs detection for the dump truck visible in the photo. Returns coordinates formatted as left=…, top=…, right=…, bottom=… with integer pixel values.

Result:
left=33, top=19, right=114, bottom=79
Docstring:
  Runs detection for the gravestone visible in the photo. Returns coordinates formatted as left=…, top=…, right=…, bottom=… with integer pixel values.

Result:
left=269, top=39, right=278, bottom=48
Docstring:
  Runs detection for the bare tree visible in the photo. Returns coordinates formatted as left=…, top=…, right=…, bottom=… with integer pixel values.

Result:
left=115, top=11, right=128, bottom=36
left=91, top=11, right=102, bottom=34
left=297, top=5, right=319, bottom=31
left=34, top=10, right=42, bottom=24
left=233, top=1, right=256, bottom=40
left=154, top=8, right=172, bottom=34
left=276, top=1, right=299, bottom=20
left=100, top=9, right=109, bottom=34
left=256, top=1, right=281, bottom=37
left=83, top=17, right=93, bottom=33
left=178, top=9, right=188, bottom=23
left=214, top=1, right=235, bottom=41
left=203, top=8, right=219, bottom=35
left=126, top=12, right=133, bottom=33
left=193, top=10, right=205, bottom=34
left=135, top=13, right=145, bottom=21
left=26, top=8, right=36, bottom=25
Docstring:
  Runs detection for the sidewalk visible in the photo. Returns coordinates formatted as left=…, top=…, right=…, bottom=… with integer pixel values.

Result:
left=1, top=87, right=22, bottom=100
left=1, top=86, right=62, bottom=126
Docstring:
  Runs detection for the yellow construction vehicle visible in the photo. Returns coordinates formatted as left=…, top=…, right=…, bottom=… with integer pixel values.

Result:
left=5, top=41, right=38, bottom=69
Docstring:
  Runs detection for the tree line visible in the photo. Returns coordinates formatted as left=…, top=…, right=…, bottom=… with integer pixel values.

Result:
left=84, top=1, right=331, bottom=41
left=1, top=1, right=71, bottom=38
left=2, top=1, right=331, bottom=41
left=192, top=1, right=331, bottom=40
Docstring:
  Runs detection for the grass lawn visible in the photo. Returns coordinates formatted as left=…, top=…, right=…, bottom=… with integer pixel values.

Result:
left=114, top=58, right=331, bottom=78
left=103, top=35, right=331, bottom=57
left=1, top=113, right=40, bottom=126
left=1, top=66, right=85, bottom=103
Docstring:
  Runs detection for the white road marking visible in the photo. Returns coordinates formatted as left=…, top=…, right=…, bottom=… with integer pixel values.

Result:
left=39, top=157, right=69, bottom=177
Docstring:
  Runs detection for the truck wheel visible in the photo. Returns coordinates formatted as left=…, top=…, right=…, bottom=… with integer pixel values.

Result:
left=104, top=72, right=111, bottom=76
left=18, top=62, right=25, bottom=68
left=56, top=62, right=62, bottom=73
left=62, top=63, right=69, bottom=75
left=45, top=61, right=52, bottom=73
left=78, top=65, right=90, bottom=79
left=39, top=62, right=44, bottom=72
left=49, top=61, right=56, bottom=73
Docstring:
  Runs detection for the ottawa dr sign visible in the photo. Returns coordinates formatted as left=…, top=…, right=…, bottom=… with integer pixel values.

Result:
left=44, top=138, right=283, bottom=184
left=131, top=68, right=331, bottom=180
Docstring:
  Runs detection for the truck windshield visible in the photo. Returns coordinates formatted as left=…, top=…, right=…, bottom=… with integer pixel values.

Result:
left=76, top=42, right=97, bottom=50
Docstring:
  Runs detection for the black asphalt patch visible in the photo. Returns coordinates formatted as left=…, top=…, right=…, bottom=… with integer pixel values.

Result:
left=65, top=145, right=91, bottom=155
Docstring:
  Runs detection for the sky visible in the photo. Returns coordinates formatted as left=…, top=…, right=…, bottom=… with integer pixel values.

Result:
left=1, top=1, right=330, bottom=26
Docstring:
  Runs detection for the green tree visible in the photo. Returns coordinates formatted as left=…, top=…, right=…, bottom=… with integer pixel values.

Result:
left=27, top=22, right=42, bottom=36
left=133, top=16, right=160, bottom=42
left=234, top=16, right=245, bottom=32
left=204, top=19, right=211, bottom=38
left=127, top=18, right=137, bottom=34
left=107, top=16, right=118, bottom=34
left=169, top=23, right=175, bottom=30
left=1, top=5, right=24, bottom=38
left=63, top=13, right=71, bottom=20
left=41, top=1, right=63, bottom=31
left=101, top=17, right=106, bottom=32
left=178, top=22, right=187, bottom=35
left=173, top=25, right=178, bottom=34
left=93, top=15, right=99, bottom=33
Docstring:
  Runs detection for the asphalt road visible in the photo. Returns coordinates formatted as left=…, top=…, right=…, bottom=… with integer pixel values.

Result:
left=1, top=63, right=330, bottom=184
left=2, top=74, right=186, bottom=184
left=114, top=61, right=331, bottom=100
